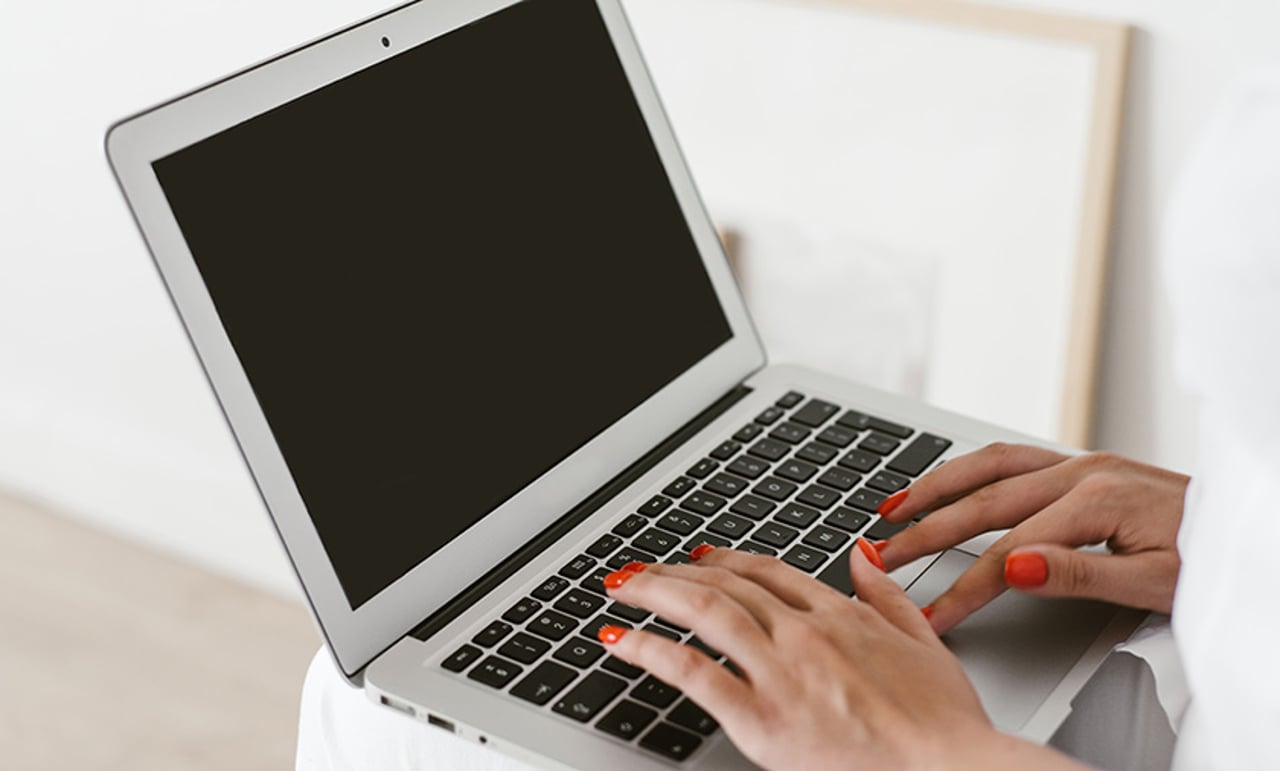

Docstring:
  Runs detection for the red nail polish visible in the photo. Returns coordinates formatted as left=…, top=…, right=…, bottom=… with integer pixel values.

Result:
left=878, top=489, right=909, bottom=516
left=856, top=538, right=886, bottom=572
left=621, top=562, right=649, bottom=574
left=1005, top=552, right=1048, bottom=588
left=604, top=569, right=636, bottom=590
left=921, top=604, right=934, bottom=620
left=598, top=625, right=628, bottom=645
left=872, top=540, right=890, bottom=554
left=689, top=543, right=716, bottom=561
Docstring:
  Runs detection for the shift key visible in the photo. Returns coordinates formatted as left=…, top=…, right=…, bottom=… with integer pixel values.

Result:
left=552, top=671, right=627, bottom=722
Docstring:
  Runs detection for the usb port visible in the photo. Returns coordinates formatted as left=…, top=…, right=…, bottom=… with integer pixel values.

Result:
left=427, top=714, right=456, bottom=733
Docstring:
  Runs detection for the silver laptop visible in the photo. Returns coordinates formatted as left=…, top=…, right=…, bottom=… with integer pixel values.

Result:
left=106, top=0, right=1140, bottom=767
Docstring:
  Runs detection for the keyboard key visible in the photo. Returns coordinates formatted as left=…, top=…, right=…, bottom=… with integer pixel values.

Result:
left=816, top=425, right=858, bottom=448
left=838, top=449, right=881, bottom=473
left=656, top=510, right=705, bottom=536
left=596, top=699, right=659, bottom=741
left=817, top=467, right=861, bottom=491
left=473, top=620, right=513, bottom=648
left=825, top=507, right=871, bottom=533
left=796, top=442, right=839, bottom=465
left=774, top=503, right=820, bottom=529
left=887, top=434, right=953, bottom=476
left=803, top=525, right=851, bottom=552
left=709, top=440, right=741, bottom=461
left=668, top=699, right=720, bottom=735
left=645, top=622, right=684, bottom=641
left=687, top=635, right=722, bottom=659
left=817, top=546, right=856, bottom=596
left=501, top=597, right=542, bottom=624
left=638, top=495, right=673, bottom=517
left=776, top=459, right=819, bottom=483
left=582, top=614, right=633, bottom=642
left=664, top=552, right=691, bottom=565
left=686, top=458, right=719, bottom=480
left=754, top=406, right=785, bottom=425
left=729, top=494, right=776, bottom=520
left=612, top=514, right=648, bottom=538
left=704, top=472, right=748, bottom=498
left=769, top=422, right=811, bottom=445
left=753, top=477, right=798, bottom=502
left=796, top=484, right=841, bottom=510
left=601, top=655, right=644, bottom=679
left=553, top=638, right=605, bottom=668
left=681, top=491, right=728, bottom=517
left=752, top=522, right=800, bottom=549
left=531, top=575, right=570, bottom=601
left=847, top=488, right=888, bottom=513
left=511, top=660, right=577, bottom=706
left=498, top=632, right=552, bottom=664
left=782, top=545, right=827, bottom=573
left=684, top=531, right=731, bottom=552
left=528, top=610, right=578, bottom=641
left=776, top=390, right=806, bottom=408
left=791, top=399, right=840, bottom=427
left=553, top=671, right=627, bottom=722
left=859, top=433, right=901, bottom=456
left=554, top=588, right=606, bottom=619
left=867, top=470, right=912, bottom=494
left=605, top=547, right=657, bottom=570
left=865, top=517, right=911, bottom=540
left=748, top=438, right=791, bottom=461
left=707, top=512, right=756, bottom=540
left=586, top=534, right=624, bottom=559
left=632, top=675, right=682, bottom=708
left=737, top=541, right=778, bottom=557
left=663, top=476, right=697, bottom=498
left=634, top=528, right=680, bottom=556
left=558, top=554, right=597, bottom=580
left=441, top=644, right=483, bottom=672
left=837, top=410, right=913, bottom=439
left=726, top=456, right=769, bottom=480
left=467, top=656, right=523, bottom=689
left=640, top=723, right=702, bottom=761
left=732, top=423, right=763, bottom=442
left=607, top=602, right=651, bottom=623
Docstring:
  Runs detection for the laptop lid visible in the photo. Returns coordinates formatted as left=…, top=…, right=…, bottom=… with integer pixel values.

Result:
left=107, top=0, right=764, bottom=677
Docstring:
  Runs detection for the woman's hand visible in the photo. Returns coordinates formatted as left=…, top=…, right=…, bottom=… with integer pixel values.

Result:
left=599, top=545, right=1080, bottom=770
left=876, top=443, right=1189, bottom=634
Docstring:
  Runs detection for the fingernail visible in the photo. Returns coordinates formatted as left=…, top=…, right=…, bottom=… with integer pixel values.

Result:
left=878, top=489, right=909, bottom=516
left=604, top=569, right=636, bottom=590
left=598, top=625, right=628, bottom=645
left=855, top=538, right=886, bottom=572
left=689, top=544, right=716, bottom=561
left=1005, top=552, right=1048, bottom=589
left=872, top=540, right=890, bottom=554
left=921, top=604, right=934, bottom=620
left=621, top=562, right=649, bottom=574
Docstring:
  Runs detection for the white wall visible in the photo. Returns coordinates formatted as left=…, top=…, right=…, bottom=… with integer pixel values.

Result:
left=2, top=0, right=1277, bottom=596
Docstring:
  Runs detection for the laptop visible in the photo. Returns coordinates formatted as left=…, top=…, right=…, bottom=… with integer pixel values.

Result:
left=106, top=0, right=1141, bottom=766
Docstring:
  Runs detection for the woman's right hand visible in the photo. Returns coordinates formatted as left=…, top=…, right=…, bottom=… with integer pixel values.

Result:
left=875, top=443, right=1189, bottom=634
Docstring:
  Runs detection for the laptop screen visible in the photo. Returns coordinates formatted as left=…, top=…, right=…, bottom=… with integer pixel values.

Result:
left=152, top=0, right=733, bottom=610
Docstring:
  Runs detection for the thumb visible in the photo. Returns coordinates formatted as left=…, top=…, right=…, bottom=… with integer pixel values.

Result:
left=1004, top=544, right=1178, bottom=612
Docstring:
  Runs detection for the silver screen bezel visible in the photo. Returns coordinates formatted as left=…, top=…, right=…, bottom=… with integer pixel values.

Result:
left=106, top=0, right=764, bottom=677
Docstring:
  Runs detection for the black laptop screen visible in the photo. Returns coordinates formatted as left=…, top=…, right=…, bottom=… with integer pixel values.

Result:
left=152, top=0, right=733, bottom=609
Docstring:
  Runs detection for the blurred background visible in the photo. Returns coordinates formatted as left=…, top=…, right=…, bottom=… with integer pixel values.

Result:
left=3, top=0, right=1278, bottom=768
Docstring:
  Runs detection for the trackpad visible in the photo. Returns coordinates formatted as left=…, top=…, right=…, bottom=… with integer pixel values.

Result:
left=906, top=550, right=1118, bottom=732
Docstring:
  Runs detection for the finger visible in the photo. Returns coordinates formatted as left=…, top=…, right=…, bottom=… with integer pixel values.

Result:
left=879, top=461, right=1079, bottom=571
left=602, top=627, right=758, bottom=732
left=1005, top=544, right=1179, bottom=613
left=882, top=443, right=1069, bottom=523
left=922, top=485, right=1119, bottom=634
left=605, top=566, right=783, bottom=673
left=694, top=546, right=847, bottom=610
left=847, top=539, right=938, bottom=645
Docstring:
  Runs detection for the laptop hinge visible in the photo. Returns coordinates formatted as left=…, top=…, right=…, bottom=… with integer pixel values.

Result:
left=408, top=383, right=753, bottom=642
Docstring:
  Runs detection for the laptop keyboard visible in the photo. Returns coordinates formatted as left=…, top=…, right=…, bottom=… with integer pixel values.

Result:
left=436, top=391, right=952, bottom=762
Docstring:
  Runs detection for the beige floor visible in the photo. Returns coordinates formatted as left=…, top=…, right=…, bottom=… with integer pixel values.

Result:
left=0, top=491, right=320, bottom=771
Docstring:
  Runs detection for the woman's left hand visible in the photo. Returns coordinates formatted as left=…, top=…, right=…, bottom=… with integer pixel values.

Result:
left=599, top=544, right=1077, bottom=770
